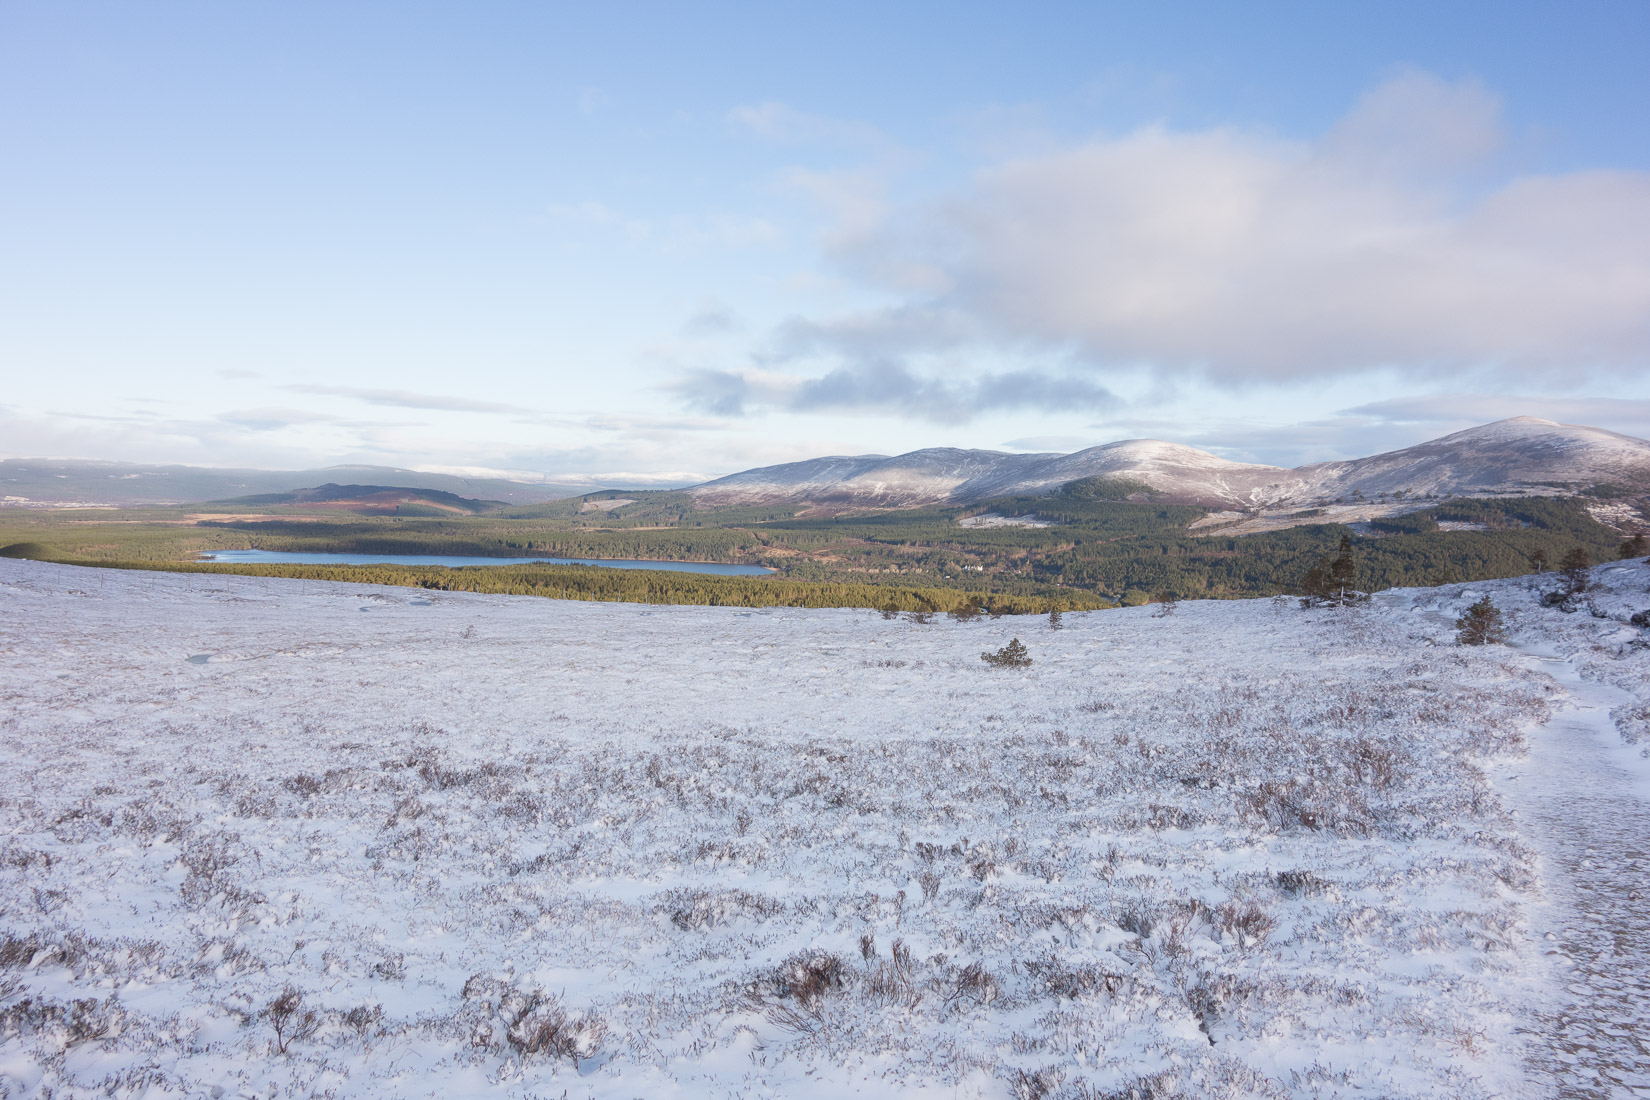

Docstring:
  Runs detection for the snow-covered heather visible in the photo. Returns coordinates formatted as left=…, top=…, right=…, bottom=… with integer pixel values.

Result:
left=0, top=557, right=1647, bottom=1099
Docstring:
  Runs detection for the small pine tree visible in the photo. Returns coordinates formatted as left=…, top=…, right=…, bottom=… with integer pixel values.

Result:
left=1299, top=536, right=1368, bottom=607
left=1299, top=557, right=1331, bottom=607
left=1559, top=547, right=1593, bottom=595
left=880, top=601, right=899, bottom=620
left=1620, top=533, right=1648, bottom=560
left=1152, top=591, right=1179, bottom=617
left=1326, top=534, right=1360, bottom=605
left=1455, top=596, right=1507, bottom=646
left=1048, top=605, right=1063, bottom=630
left=982, top=638, right=1031, bottom=668
left=948, top=599, right=982, bottom=622
left=1528, top=548, right=1550, bottom=574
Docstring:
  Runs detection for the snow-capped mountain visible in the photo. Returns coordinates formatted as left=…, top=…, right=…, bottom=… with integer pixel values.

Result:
left=1272, top=418, right=1650, bottom=504
left=688, top=440, right=1287, bottom=507
left=687, top=418, right=1650, bottom=509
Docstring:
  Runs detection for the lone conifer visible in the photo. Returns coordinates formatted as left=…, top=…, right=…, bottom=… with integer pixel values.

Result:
left=1299, top=535, right=1368, bottom=607
left=981, top=638, right=1031, bottom=668
left=1299, top=558, right=1331, bottom=607
left=1559, top=547, right=1593, bottom=596
left=1327, top=535, right=1358, bottom=601
left=1455, top=597, right=1507, bottom=646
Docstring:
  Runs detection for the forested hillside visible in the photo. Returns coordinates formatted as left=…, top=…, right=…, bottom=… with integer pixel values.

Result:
left=1, top=493, right=1639, bottom=609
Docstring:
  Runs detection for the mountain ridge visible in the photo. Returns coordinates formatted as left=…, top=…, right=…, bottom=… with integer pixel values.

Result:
left=687, top=418, right=1650, bottom=510
left=6, top=417, right=1647, bottom=514
left=196, top=483, right=510, bottom=516
left=0, top=460, right=572, bottom=507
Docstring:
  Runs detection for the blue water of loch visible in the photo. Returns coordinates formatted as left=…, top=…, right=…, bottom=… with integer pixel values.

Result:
left=198, top=549, right=775, bottom=576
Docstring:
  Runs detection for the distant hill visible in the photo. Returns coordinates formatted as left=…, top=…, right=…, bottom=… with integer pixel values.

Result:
left=0, top=460, right=571, bottom=507
left=197, top=483, right=509, bottom=516
left=687, top=418, right=1650, bottom=510
left=9, top=417, right=1648, bottom=516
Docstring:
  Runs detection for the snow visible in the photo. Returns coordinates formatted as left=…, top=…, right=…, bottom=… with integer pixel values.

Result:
left=1500, top=654, right=1650, bottom=1098
left=1276, top=418, right=1650, bottom=507
left=1394, top=559, right=1650, bottom=1098
left=956, top=514, right=1052, bottom=529
left=687, top=418, right=1650, bottom=509
left=1, top=557, right=1648, bottom=1098
left=1079, top=439, right=1265, bottom=473
left=1430, top=416, right=1650, bottom=462
left=689, top=440, right=1288, bottom=507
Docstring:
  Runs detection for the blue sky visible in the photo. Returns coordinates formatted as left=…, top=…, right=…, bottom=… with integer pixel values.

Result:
left=3, top=2, right=1648, bottom=489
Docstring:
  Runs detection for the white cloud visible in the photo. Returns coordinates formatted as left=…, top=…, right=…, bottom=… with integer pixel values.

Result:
left=727, top=102, right=889, bottom=148
left=545, top=200, right=780, bottom=250
left=779, top=166, right=900, bottom=268
left=0, top=406, right=332, bottom=468
left=669, top=363, right=1119, bottom=424
left=788, top=71, right=1650, bottom=382
left=1321, top=70, right=1506, bottom=179
left=1341, top=394, right=1650, bottom=424
left=1001, top=434, right=1100, bottom=452
left=545, top=200, right=654, bottom=242
left=218, top=407, right=340, bottom=432
left=681, top=302, right=740, bottom=336
left=576, top=87, right=614, bottom=116
left=1339, top=394, right=1650, bottom=442
left=727, top=102, right=811, bottom=140
left=410, top=463, right=706, bottom=488
left=283, top=385, right=534, bottom=415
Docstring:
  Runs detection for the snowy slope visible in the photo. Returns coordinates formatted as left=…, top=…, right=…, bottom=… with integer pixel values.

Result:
left=3, top=557, right=1647, bottom=1097
left=688, top=441, right=1285, bottom=508
left=686, top=418, right=1650, bottom=509
left=1272, top=417, right=1650, bottom=504
left=687, top=448, right=1060, bottom=507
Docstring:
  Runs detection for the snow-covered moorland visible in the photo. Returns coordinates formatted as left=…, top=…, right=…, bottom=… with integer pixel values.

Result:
left=1, top=557, right=1646, bottom=1098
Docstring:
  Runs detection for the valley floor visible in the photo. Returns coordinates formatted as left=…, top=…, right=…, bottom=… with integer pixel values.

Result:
left=0, top=558, right=1646, bottom=1098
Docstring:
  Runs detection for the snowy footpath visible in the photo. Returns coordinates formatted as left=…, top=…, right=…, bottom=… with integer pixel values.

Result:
left=1510, top=657, right=1650, bottom=1099
left=1489, top=563, right=1650, bottom=1100
left=0, top=557, right=1647, bottom=1099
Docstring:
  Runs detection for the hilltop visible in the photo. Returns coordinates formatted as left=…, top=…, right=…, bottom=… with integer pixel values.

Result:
left=196, top=483, right=509, bottom=516
left=0, top=460, right=571, bottom=508
left=686, top=418, right=1650, bottom=511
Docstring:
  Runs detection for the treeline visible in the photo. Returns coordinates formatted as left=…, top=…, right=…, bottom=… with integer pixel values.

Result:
left=757, top=496, right=1628, bottom=600
left=0, top=512, right=768, bottom=565
left=752, top=499, right=1206, bottom=551
left=0, top=514, right=249, bottom=562
left=1032, top=497, right=1626, bottom=599
left=65, top=558, right=1110, bottom=613
left=194, top=519, right=762, bottom=562
left=503, top=491, right=802, bottom=528
left=4, top=493, right=1635, bottom=605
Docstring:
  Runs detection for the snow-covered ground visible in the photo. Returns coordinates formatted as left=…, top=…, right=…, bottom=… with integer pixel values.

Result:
left=0, top=557, right=1646, bottom=1099
left=956, top=514, right=1053, bottom=529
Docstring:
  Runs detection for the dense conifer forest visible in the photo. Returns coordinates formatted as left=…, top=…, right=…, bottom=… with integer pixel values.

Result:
left=0, top=492, right=1635, bottom=609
